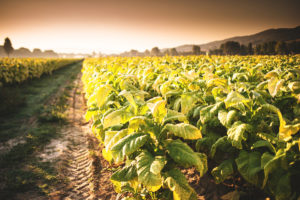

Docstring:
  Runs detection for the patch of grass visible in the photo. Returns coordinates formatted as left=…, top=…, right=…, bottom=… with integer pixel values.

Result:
left=0, top=159, right=61, bottom=199
left=0, top=62, right=82, bottom=143
left=0, top=61, right=82, bottom=199
left=0, top=123, right=61, bottom=199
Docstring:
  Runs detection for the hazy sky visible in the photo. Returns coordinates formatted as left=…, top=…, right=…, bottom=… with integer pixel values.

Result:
left=0, top=0, right=299, bottom=53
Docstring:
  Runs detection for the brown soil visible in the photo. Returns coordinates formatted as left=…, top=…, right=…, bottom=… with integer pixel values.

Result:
left=23, top=73, right=118, bottom=200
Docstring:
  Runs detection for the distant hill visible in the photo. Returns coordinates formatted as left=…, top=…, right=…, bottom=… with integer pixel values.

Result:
left=175, top=26, right=300, bottom=52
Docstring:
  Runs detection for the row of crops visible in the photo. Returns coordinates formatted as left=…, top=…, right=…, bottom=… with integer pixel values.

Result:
left=0, top=58, right=81, bottom=85
left=82, top=55, right=300, bottom=200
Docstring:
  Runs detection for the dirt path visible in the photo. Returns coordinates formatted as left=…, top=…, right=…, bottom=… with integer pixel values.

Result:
left=37, top=73, right=117, bottom=200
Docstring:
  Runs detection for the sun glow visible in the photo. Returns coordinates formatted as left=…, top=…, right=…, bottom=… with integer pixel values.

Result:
left=2, top=22, right=208, bottom=54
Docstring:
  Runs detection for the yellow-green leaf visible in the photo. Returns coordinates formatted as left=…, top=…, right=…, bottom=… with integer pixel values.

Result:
left=103, top=107, right=134, bottom=129
left=111, top=133, right=149, bottom=162
left=268, top=77, right=284, bottom=97
left=167, top=139, right=207, bottom=176
left=224, top=91, right=250, bottom=109
left=147, top=99, right=167, bottom=124
left=164, top=168, right=197, bottom=200
left=136, top=151, right=163, bottom=192
left=181, top=93, right=198, bottom=114
left=163, top=123, right=202, bottom=140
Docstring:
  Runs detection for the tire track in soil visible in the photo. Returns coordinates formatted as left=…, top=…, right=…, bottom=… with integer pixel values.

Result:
left=38, top=73, right=118, bottom=200
left=36, top=74, right=92, bottom=200
left=54, top=74, right=95, bottom=200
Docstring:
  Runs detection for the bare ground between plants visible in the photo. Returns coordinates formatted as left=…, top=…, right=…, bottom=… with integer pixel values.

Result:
left=41, top=74, right=119, bottom=200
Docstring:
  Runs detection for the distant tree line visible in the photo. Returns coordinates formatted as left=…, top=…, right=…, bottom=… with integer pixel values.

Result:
left=120, top=45, right=204, bottom=57
left=0, top=37, right=59, bottom=58
left=209, top=40, right=300, bottom=55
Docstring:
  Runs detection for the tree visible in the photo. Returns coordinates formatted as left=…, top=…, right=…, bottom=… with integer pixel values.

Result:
left=247, top=43, right=253, bottom=55
left=254, top=44, right=262, bottom=55
left=170, top=48, right=178, bottom=56
left=222, top=41, right=240, bottom=55
left=144, top=49, right=150, bottom=56
left=262, top=43, right=268, bottom=55
left=44, top=50, right=58, bottom=58
left=267, top=41, right=276, bottom=55
left=163, top=49, right=170, bottom=56
left=287, top=41, right=300, bottom=54
left=150, top=47, right=160, bottom=56
left=275, top=41, right=288, bottom=55
left=14, top=47, right=31, bottom=57
left=240, top=44, right=247, bottom=55
left=192, top=45, right=201, bottom=55
left=33, top=48, right=43, bottom=57
left=130, top=49, right=138, bottom=57
left=4, top=37, right=14, bottom=57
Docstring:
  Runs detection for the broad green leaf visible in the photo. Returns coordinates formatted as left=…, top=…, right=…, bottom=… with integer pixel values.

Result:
left=165, top=90, right=182, bottom=99
left=173, top=97, right=181, bottom=111
left=224, top=91, right=250, bottom=109
left=195, top=132, right=219, bottom=152
left=111, top=133, right=149, bottom=162
left=181, top=92, right=198, bottom=114
left=261, top=150, right=287, bottom=188
left=264, top=71, right=279, bottom=79
left=166, top=139, right=207, bottom=176
left=163, top=123, right=202, bottom=140
left=111, top=180, right=122, bottom=193
left=259, top=104, right=300, bottom=141
left=235, top=150, right=262, bottom=187
left=163, top=109, right=188, bottom=124
left=136, top=151, right=163, bottom=192
left=104, top=131, right=118, bottom=147
left=256, top=132, right=277, bottom=144
left=288, top=81, right=300, bottom=92
left=128, top=116, right=149, bottom=133
left=164, top=168, right=197, bottom=200
left=267, top=170, right=291, bottom=200
left=256, top=80, right=268, bottom=90
left=251, top=140, right=275, bottom=153
left=106, top=129, right=129, bottom=151
left=119, top=90, right=138, bottom=113
left=268, top=77, right=284, bottom=97
left=147, top=99, right=167, bottom=124
left=128, top=116, right=159, bottom=140
left=211, top=159, right=234, bottom=184
left=212, top=86, right=227, bottom=98
left=218, top=109, right=238, bottom=127
left=200, top=102, right=224, bottom=124
left=279, top=123, right=300, bottom=142
left=150, top=156, right=166, bottom=175
left=111, top=162, right=137, bottom=181
left=102, top=130, right=120, bottom=162
left=261, top=152, right=274, bottom=169
left=160, top=81, right=172, bottom=96
left=103, top=107, right=134, bottom=129
left=227, top=121, right=252, bottom=149
left=232, top=72, right=249, bottom=82
left=207, top=78, right=227, bottom=88
left=88, top=85, right=113, bottom=107
left=102, top=148, right=113, bottom=162
left=119, top=78, right=138, bottom=91
left=146, top=96, right=163, bottom=104
left=211, top=136, right=230, bottom=158
left=182, top=70, right=198, bottom=80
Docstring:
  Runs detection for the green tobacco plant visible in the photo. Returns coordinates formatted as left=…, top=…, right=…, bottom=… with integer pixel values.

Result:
left=82, top=55, right=300, bottom=200
left=101, top=95, right=206, bottom=199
